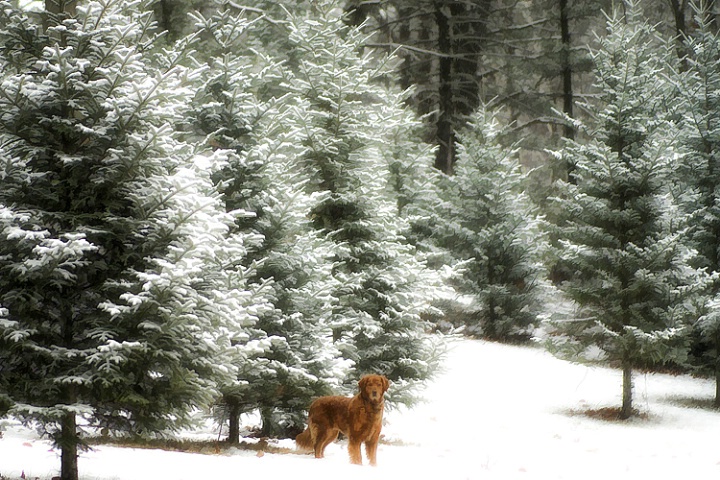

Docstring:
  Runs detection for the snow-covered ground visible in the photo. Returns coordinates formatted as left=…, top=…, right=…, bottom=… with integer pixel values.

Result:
left=2, top=338, right=720, bottom=479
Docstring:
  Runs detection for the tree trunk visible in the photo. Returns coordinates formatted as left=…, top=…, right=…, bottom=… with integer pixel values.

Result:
left=708, top=0, right=720, bottom=33
left=43, top=0, right=77, bottom=37
left=44, top=0, right=77, bottom=15
left=60, top=412, right=79, bottom=480
left=559, top=0, right=574, bottom=141
left=620, top=361, right=633, bottom=420
left=715, top=359, right=720, bottom=409
left=669, top=0, right=689, bottom=69
left=153, top=0, right=178, bottom=39
left=227, top=402, right=241, bottom=444
left=260, top=407, right=278, bottom=437
left=435, top=2, right=456, bottom=175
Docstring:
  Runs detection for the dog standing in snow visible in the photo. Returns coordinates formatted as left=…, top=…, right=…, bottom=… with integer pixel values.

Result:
left=296, top=374, right=389, bottom=466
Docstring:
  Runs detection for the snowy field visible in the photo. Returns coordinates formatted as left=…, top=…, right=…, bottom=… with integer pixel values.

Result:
left=2, top=338, right=720, bottom=480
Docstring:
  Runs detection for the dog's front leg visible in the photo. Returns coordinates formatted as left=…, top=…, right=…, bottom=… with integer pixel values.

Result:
left=365, top=437, right=379, bottom=466
left=348, top=439, right=363, bottom=465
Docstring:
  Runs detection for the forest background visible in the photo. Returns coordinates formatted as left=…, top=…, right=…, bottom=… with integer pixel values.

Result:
left=2, top=1, right=720, bottom=480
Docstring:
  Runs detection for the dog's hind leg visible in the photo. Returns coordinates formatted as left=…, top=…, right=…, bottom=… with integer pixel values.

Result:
left=314, top=428, right=339, bottom=458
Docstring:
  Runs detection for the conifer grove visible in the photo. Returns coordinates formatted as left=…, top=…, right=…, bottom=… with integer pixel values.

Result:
left=3, top=1, right=720, bottom=479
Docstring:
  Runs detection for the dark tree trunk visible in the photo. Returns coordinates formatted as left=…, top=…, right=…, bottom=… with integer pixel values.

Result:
left=620, top=361, right=633, bottom=420
left=560, top=0, right=574, bottom=141
left=44, top=0, right=76, bottom=15
left=715, top=335, right=720, bottom=408
left=43, top=0, right=76, bottom=32
left=60, top=412, right=79, bottom=480
left=669, top=0, right=689, bottom=68
left=260, top=407, right=280, bottom=437
left=709, top=0, right=720, bottom=33
left=559, top=0, right=577, bottom=183
left=435, top=2, right=456, bottom=175
left=715, top=363, right=720, bottom=409
left=153, top=0, right=174, bottom=37
left=227, top=402, right=241, bottom=444
left=669, top=0, right=688, bottom=38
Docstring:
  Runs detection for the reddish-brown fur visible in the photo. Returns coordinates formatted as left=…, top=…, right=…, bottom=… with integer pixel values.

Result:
left=296, top=374, right=389, bottom=466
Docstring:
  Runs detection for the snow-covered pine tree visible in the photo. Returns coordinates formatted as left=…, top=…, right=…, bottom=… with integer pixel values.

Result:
left=433, top=110, right=549, bottom=341
left=677, top=0, right=720, bottom=408
left=186, top=7, right=347, bottom=439
left=0, top=2, right=266, bottom=478
left=377, top=77, right=459, bottom=333
left=546, top=2, right=702, bottom=419
left=279, top=1, right=443, bottom=407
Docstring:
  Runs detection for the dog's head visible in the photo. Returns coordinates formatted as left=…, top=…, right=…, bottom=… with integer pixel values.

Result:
left=359, top=374, right=389, bottom=404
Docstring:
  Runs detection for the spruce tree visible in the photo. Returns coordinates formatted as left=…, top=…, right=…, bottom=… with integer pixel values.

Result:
left=0, top=1, right=264, bottom=478
left=434, top=111, right=548, bottom=341
left=547, top=3, right=700, bottom=419
left=186, top=6, right=347, bottom=438
left=677, top=0, right=720, bottom=407
left=280, top=1, right=443, bottom=407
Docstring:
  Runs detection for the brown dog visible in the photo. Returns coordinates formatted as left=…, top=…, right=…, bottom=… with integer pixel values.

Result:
left=296, top=374, right=389, bottom=465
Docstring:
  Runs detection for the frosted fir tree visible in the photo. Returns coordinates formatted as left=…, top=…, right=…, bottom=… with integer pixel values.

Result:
left=279, top=1, right=444, bottom=407
left=0, top=2, right=267, bottom=479
left=377, top=79, right=459, bottom=332
left=434, top=110, right=549, bottom=341
left=676, top=0, right=720, bottom=407
left=186, top=8, right=348, bottom=439
left=546, top=3, right=703, bottom=419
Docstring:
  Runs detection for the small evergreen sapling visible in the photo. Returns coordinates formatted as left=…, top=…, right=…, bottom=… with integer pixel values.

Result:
left=434, top=111, right=549, bottom=341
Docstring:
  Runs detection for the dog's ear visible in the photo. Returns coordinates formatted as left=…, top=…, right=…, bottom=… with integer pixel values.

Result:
left=358, top=375, right=368, bottom=391
left=381, top=375, right=389, bottom=392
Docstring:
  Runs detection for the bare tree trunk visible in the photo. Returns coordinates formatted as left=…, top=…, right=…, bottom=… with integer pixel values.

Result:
left=559, top=0, right=578, bottom=183
left=43, top=0, right=77, bottom=34
left=227, top=401, right=241, bottom=444
left=44, top=0, right=77, bottom=16
left=714, top=350, right=720, bottom=409
left=435, top=2, right=455, bottom=175
left=620, top=361, right=633, bottom=419
left=669, top=0, right=689, bottom=69
left=708, top=0, right=720, bottom=33
left=153, top=0, right=177, bottom=39
left=560, top=0, right=574, bottom=141
left=715, top=365, right=720, bottom=409
left=60, top=412, right=79, bottom=480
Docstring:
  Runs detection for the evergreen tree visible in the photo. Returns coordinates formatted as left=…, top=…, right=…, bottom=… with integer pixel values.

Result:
left=677, top=0, right=720, bottom=407
left=0, top=2, right=265, bottom=478
left=546, top=3, right=701, bottom=419
left=433, top=110, right=548, bottom=341
left=379, top=78, right=452, bottom=273
left=281, top=1, right=443, bottom=407
left=186, top=6, right=347, bottom=439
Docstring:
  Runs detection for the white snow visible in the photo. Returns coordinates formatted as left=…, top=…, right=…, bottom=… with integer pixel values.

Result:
left=2, top=338, right=720, bottom=479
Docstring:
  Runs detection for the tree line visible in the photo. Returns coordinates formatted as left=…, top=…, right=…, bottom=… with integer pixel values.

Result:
left=2, top=1, right=720, bottom=480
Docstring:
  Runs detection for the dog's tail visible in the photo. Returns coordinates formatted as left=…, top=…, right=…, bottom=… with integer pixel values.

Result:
left=295, top=427, right=313, bottom=452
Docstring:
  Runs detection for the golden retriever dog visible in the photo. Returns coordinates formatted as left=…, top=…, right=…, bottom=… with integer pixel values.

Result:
left=296, top=374, right=389, bottom=466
